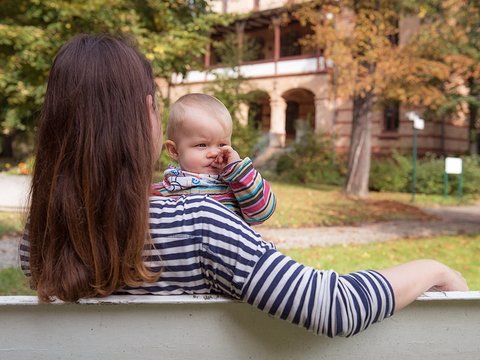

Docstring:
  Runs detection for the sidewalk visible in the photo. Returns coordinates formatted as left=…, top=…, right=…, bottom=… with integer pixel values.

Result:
left=258, top=205, right=480, bottom=249
left=0, top=174, right=30, bottom=212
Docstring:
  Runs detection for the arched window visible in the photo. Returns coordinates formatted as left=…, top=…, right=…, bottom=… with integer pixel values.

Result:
left=286, top=101, right=300, bottom=138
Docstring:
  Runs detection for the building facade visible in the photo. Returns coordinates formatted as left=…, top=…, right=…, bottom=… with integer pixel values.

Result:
left=162, top=0, right=469, bottom=156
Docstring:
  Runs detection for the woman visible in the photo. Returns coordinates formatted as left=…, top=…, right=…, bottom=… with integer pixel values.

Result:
left=20, top=34, right=467, bottom=337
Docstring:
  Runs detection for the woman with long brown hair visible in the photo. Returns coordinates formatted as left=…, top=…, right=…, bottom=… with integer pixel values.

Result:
left=23, top=34, right=161, bottom=302
left=20, top=34, right=467, bottom=337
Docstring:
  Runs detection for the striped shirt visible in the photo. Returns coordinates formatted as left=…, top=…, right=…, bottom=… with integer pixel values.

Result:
left=151, top=157, right=276, bottom=225
left=20, top=195, right=395, bottom=337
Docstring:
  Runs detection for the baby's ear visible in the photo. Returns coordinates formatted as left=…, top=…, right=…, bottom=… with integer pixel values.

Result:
left=164, top=140, right=179, bottom=161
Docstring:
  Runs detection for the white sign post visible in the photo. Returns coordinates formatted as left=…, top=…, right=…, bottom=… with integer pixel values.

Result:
left=406, top=112, right=425, bottom=202
left=444, top=157, right=463, bottom=198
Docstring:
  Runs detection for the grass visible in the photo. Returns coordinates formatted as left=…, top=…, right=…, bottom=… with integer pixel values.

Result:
left=1, top=183, right=477, bottom=295
left=282, top=233, right=480, bottom=290
left=262, top=182, right=437, bottom=228
left=2, top=233, right=478, bottom=295
left=368, top=190, right=479, bottom=207
left=0, top=212, right=23, bottom=237
left=0, top=211, right=31, bottom=295
left=0, top=183, right=477, bottom=235
left=0, top=268, right=35, bottom=295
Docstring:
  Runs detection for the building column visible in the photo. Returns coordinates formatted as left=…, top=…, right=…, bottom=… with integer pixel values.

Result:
left=238, top=102, right=249, bottom=126
left=272, top=17, right=281, bottom=75
left=314, top=96, right=334, bottom=133
left=269, top=95, right=287, bottom=147
left=204, top=42, right=211, bottom=68
left=236, top=21, right=246, bottom=63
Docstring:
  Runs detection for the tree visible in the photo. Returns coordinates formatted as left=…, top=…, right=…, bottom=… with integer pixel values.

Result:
left=407, top=0, right=480, bottom=155
left=296, top=0, right=455, bottom=197
left=205, top=32, right=262, bottom=157
left=0, top=0, right=224, bottom=158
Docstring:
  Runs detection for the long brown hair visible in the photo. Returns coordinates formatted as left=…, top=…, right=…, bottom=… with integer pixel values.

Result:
left=28, top=34, right=159, bottom=302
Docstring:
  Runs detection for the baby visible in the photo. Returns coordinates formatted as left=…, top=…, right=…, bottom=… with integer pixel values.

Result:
left=151, top=93, right=276, bottom=225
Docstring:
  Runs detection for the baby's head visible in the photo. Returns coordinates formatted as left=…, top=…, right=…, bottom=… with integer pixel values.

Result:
left=165, top=93, right=233, bottom=174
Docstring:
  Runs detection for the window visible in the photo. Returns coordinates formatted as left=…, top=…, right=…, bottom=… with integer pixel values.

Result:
left=248, top=102, right=263, bottom=130
left=281, top=31, right=301, bottom=57
left=286, top=101, right=300, bottom=137
left=250, top=36, right=265, bottom=61
left=383, top=101, right=400, bottom=132
left=387, top=18, right=399, bottom=46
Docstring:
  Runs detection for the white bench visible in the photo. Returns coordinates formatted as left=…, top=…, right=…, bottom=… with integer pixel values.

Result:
left=1, top=292, right=479, bottom=360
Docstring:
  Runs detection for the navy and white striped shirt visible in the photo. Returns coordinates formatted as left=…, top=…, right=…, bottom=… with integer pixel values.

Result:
left=20, top=195, right=395, bottom=337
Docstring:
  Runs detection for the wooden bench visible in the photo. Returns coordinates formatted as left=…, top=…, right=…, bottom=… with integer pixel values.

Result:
left=1, top=292, right=479, bottom=360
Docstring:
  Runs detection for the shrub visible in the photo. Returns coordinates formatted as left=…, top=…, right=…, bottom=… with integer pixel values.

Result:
left=231, top=118, right=260, bottom=159
left=276, top=131, right=343, bottom=185
left=206, top=78, right=261, bottom=158
left=369, top=151, right=411, bottom=192
left=369, top=153, right=480, bottom=195
left=415, top=153, right=445, bottom=195
left=451, top=155, right=480, bottom=195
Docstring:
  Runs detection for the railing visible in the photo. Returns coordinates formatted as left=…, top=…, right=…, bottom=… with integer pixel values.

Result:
left=1, top=292, right=479, bottom=359
left=171, top=55, right=328, bottom=84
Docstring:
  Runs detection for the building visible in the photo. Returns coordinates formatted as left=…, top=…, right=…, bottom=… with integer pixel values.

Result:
left=161, top=0, right=470, bottom=157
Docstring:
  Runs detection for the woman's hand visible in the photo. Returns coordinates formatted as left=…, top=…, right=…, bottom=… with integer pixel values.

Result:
left=378, top=259, right=468, bottom=311
left=427, top=265, right=468, bottom=292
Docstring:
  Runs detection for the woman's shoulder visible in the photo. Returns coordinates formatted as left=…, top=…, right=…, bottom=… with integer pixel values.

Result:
left=149, top=194, right=242, bottom=224
left=148, top=194, right=271, bottom=248
left=149, top=194, right=229, bottom=212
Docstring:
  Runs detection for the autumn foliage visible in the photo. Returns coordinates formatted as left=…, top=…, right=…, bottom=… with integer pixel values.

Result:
left=294, top=0, right=479, bottom=197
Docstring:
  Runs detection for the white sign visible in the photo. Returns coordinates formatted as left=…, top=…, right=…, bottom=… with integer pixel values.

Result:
left=445, top=157, right=463, bottom=174
left=413, top=118, right=425, bottom=130
left=406, top=111, right=420, bottom=122
left=406, top=111, right=425, bottom=130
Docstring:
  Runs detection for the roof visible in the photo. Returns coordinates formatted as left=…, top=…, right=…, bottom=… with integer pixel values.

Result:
left=214, top=3, right=305, bottom=35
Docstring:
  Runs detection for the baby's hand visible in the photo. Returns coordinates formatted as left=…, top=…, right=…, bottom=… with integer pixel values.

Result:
left=212, top=146, right=241, bottom=170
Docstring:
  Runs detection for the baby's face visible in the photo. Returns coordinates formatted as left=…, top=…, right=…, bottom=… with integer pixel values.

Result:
left=174, top=107, right=232, bottom=175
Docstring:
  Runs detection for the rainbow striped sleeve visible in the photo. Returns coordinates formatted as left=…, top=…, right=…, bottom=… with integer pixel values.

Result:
left=221, top=157, right=276, bottom=225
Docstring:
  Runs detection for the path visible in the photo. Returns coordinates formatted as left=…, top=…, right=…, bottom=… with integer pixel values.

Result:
left=258, top=204, right=480, bottom=249
left=0, top=174, right=30, bottom=212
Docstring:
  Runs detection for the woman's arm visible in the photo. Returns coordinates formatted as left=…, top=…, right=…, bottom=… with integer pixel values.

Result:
left=195, top=197, right=393, bottom=337
left=377, top=259, right=468, bottom=311
left=155, top=196, right=468, bottom=338
left=239, top=248, right=395, bottom=337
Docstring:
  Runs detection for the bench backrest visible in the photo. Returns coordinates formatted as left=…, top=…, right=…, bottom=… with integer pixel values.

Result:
left=1, top=292, right=479, bottom=360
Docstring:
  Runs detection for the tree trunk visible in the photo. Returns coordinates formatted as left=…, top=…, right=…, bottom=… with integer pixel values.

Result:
left=0, top=133, right=14, bottom=158
left=345, top=91, right=373, bottom=198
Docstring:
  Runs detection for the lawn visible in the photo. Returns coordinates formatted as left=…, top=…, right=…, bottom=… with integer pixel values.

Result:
left=0, top=268, right=35, bottom=295
left=262, top=182, right=441, bottom=228
left=0, top=211, right=24, bottom=237
left=281, top=233, right=480, bottom=290
left=368, top=190, right=479, bottom=207
left=1, top=233, right=478, bottom=295
left=0, top=184, right=478, bottom=295
left=1, top=184, right=477, bottom=233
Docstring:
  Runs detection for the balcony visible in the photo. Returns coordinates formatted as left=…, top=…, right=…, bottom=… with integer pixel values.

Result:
left=172, top=55, right=328, bottom=84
